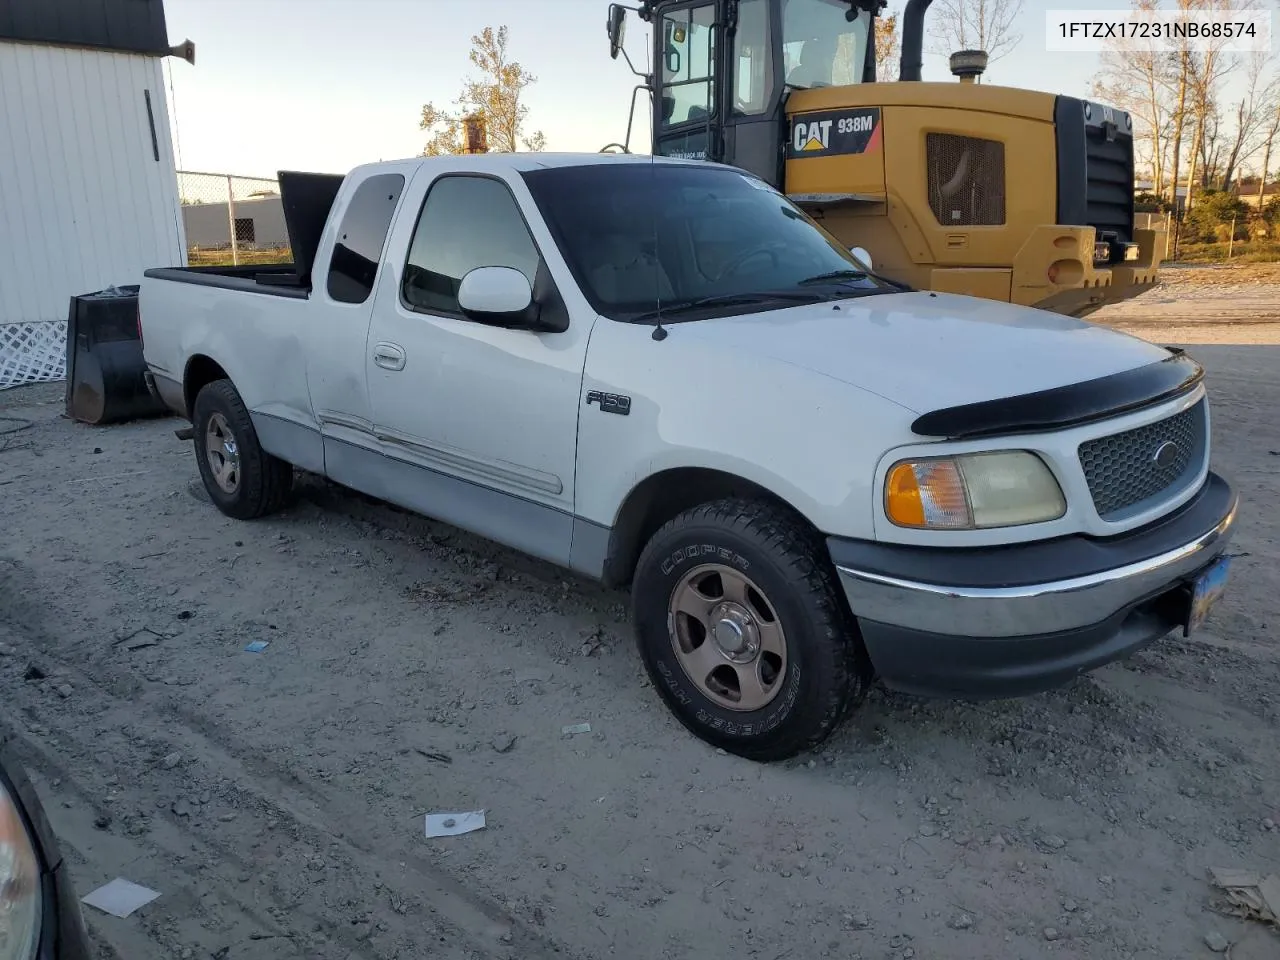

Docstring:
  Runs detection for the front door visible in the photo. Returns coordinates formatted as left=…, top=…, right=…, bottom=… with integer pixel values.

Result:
left=362, top=170, right=590, bottom=568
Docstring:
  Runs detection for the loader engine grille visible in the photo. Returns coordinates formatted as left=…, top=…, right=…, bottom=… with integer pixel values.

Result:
left=1077, top=399, right=1207, bottom=520
left=926, top=133, right=1006, bottom=227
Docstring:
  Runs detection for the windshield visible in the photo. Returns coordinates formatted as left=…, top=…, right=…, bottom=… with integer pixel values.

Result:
left=519, top=162, right=891, bottom=323
left=782, top=0, right=871, bottom=88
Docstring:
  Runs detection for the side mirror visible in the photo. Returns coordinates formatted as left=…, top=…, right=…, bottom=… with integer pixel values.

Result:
left=607, top=4, right=627, bottom=60
left=457, top=266, right=540, bottom=328
left=850, top=246, right=873, bottom=271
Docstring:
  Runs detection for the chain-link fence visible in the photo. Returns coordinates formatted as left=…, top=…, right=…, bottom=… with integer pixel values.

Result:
left=178, top=171, right=292, bottom=267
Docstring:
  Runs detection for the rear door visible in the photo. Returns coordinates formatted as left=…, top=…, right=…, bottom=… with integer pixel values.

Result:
left=304, top=167, right=409, bottom=463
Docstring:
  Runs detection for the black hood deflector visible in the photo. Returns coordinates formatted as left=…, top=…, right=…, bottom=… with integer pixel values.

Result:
left=910, top=350, right=1204, bottom=440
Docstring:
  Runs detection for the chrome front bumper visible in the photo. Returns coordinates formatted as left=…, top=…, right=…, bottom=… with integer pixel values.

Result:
left=827, top=472, right=1238, bottom=697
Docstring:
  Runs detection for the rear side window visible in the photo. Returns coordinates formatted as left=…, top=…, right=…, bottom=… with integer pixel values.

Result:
left=326, top=173, right=405, bottom=304
left=401, top=175, right=541, bottom=316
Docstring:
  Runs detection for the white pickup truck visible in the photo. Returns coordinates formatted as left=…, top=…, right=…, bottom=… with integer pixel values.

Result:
left=139, top=153, right=1238, bottom=761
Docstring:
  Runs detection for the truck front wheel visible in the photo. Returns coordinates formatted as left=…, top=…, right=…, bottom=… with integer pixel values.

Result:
left=192, top=379, right=293, bottom=520
left=632, top=498, right=870, bottom=761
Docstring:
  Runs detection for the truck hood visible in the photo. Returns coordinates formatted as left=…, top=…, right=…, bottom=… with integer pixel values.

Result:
left=677, top=290, right=1171, bottom=415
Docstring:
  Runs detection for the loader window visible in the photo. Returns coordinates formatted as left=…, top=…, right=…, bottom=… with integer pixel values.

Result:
left=660, top=5, right=716, bottom=127
left=782, top=0, right=870, bottom=88
left=733, top=0, right=774, bottom=115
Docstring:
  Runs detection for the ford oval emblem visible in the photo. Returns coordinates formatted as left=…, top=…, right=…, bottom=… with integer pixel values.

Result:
left=1152, top=440, right=1181, bottom=469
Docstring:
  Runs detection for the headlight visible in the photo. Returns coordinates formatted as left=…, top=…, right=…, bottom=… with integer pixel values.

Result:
left=884, top=451, right=1066, bottom=529
left=1, top=774, right=42, bottom=960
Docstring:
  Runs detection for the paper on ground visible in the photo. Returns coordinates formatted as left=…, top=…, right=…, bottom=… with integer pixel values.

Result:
left=82, top=878, right=161, bottom=918
left=425, top=810, right=486, bottom=837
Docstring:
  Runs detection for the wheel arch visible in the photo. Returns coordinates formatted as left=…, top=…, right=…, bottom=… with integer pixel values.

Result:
left=600, top=466, right=824, bottom=589
left=183, top=354, right=231, bottom=420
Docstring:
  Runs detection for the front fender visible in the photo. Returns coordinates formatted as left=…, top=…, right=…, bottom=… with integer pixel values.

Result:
left=576, top=318, right=918, bottom=540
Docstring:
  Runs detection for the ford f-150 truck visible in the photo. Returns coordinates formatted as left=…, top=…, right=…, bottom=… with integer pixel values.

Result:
left=139, top=152, right=1238, bottom=761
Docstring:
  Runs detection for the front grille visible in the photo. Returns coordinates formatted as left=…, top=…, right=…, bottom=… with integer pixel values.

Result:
left=926, top=133, right=1006, bottom=226
left=1078, top=400, right=1206, bottom=520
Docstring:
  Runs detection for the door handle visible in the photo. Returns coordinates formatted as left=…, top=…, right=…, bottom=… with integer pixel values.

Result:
left=373, top=341, right=406, bottom=371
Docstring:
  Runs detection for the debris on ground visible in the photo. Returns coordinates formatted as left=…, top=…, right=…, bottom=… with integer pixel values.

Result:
left=243, top=640, right=269, bottom=653
left=412, top=748, right=451, bottom=764
left=1203, top=931, right=1230, bottom=953
left=81, top=878, right=161, bottom=918
left=425, top=811, right=486, bottom=838
left=561, top=722, right=591, bottom=736
left=1207, top=867, right=1280, bottom=927
left=491, top=733, right=517, bottom=753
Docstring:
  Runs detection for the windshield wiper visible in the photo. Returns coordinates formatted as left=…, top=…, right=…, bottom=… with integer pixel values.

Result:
left=632, top=290, right=824, bottom=322
left=797, top=269, right=868, bottom=286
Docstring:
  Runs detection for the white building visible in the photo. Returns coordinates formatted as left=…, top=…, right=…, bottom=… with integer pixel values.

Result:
left=183, top=195, right=290, bottom=251
left=0, top=0, right=190, bottom=388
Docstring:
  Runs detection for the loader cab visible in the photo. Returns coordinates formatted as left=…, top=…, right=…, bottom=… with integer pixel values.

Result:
left=625, top=0, right=878, bottom=188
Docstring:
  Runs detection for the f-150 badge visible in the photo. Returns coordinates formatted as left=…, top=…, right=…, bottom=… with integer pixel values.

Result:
left=787, top=107, right=882, bottom=159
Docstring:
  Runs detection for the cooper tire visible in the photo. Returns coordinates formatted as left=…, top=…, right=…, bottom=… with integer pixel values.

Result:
left=192, top=379, right=293, bottom=520
left=632, top=497, right=870, bottom=761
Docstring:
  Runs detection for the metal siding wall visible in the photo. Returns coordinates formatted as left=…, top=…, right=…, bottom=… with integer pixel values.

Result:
left=0, top=41, right=184, bottom=387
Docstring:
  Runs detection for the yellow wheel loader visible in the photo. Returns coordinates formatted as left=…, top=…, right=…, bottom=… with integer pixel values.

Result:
left=603, top=0, right=1162, bottom=318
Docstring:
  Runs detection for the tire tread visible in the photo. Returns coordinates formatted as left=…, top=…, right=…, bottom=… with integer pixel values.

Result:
left=193, top=379, right=293, bottom=520
left=634, top=497, right=870, bottom=761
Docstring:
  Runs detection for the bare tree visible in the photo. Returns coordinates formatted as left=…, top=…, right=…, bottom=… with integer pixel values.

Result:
left=419, top=26, right=546, bottom=156
left=1256, top=100, right=1280, bottom=205
left=1166, top=46, right=1192, bottom=206
left=927, top=0, right=1025, bottom=63
left=1218, top=51, right=1279, bottom=189
left=1093, top=0, right=1175, bottom=198
left=1183, top=0, right=1238, bottom=206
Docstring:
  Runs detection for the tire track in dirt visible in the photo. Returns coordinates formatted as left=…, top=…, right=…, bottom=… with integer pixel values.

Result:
left=0, top=557, right=581, bottom=960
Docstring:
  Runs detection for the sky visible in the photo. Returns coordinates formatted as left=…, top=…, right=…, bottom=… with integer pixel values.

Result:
left=158, top=0, right=1263, bottom=180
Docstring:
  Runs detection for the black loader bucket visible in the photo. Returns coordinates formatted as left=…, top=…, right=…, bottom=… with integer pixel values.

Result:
left=64, top=285, right=170, bottom=425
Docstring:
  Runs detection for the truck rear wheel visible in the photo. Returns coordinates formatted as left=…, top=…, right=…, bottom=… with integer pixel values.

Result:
left=192, top=379, right=293, bottom=520
left=631, top=498, right=870, bottom=761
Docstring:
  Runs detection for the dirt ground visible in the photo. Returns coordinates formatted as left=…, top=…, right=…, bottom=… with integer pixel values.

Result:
left=1, top=267, right=1278, bottom=960
left=1099, top=261, right=1280, bottom=345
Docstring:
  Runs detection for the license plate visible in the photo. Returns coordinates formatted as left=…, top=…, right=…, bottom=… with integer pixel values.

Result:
left=1184, top=555, right=1232, bottom=637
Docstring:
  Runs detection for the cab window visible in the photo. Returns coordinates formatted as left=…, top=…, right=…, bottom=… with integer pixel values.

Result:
left=782, top=0, right=871, bottom=89
left=660, top=5, right=716, bottom=127
left=401, top=175, right=541, bottom=317
left=326, top=173, right=405, bottom=305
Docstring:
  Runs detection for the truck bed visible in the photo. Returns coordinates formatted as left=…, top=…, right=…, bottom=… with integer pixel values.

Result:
left=146, top=169, right=347, bottom=301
